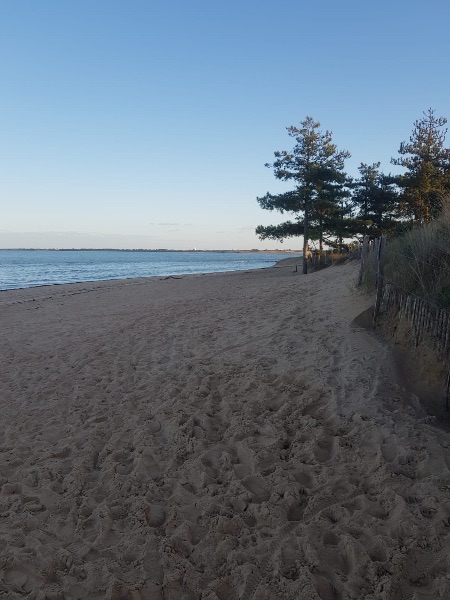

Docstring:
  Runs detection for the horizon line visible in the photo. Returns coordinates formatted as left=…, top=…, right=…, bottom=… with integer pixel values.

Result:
left=0, top=247, right=302, bottom=253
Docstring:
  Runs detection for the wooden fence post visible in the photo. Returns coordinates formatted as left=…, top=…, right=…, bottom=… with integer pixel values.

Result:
left=373, top=234, right=387, bottom=327
left=358, top=235, right=370, bottom=286
left=444, top=367, right=450, bottom=412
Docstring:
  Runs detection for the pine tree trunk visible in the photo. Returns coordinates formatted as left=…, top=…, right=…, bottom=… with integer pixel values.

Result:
left=318, top=216, right=323, bottom=254
left=303, top=208, right=309, bottom=275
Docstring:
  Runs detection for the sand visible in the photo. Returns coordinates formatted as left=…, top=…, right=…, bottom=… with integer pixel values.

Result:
left=0, top=262, right=449, bottom=600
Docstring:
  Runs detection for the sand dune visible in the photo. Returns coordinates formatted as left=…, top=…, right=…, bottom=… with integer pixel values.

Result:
left=1, top=262, right=449, bottom=599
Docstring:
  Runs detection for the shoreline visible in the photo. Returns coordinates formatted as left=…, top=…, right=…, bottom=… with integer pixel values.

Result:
left=0, top=267, right=280, bottom=297
left=0, top=252, right=302, bottom=294
left=1, top=262, right=449, bottom=598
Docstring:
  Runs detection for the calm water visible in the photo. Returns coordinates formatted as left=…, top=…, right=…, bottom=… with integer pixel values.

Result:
left=0, top=250, right=300, bottom=291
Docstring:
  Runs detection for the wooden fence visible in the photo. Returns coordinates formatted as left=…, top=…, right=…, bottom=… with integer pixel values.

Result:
left=359, top=234, right=450, bottom=411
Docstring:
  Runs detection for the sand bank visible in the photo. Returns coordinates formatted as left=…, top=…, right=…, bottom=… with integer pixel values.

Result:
left=0, top=263, right=449, bottom=599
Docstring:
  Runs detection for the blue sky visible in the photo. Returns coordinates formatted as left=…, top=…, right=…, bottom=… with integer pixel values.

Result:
left=1, top=0, right=449, bottom=249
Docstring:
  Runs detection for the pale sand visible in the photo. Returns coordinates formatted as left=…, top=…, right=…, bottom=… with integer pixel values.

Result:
left=1, top=262, right=449, bottom=600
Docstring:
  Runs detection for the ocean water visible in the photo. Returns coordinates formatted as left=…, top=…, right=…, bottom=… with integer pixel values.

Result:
left=0, top=250, right=300, bottom=291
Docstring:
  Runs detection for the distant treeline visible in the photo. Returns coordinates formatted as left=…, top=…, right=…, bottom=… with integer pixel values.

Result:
left=1, top=248, right=300, bottom=254
left=256, top=109, right=450, bottom=270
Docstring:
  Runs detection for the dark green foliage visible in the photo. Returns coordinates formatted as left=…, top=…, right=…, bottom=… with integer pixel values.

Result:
left=256, top=190, right=303, bottom=213
left=391, top=108, right=450, bottom=223
left=256, top=116, right=351, bottom=271
left=352, top=162, right=399, bottom=236
left=255, top=110, right=450, bottom=257
left=255, top=220, right=304, bottom=240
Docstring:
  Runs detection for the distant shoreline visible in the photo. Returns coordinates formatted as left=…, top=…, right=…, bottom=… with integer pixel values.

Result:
left=0, top=248, right=301, bottom=253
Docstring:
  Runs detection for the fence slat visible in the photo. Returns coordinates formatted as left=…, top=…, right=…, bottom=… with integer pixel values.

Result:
left=358, top=235, right=370, bottom=286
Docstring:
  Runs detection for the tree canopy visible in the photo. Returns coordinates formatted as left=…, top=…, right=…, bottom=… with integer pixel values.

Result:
left=256, top=117, right=350, bottom=273
left=255, top=109, right=450, bottom=267
left=352, top=162, right=399, bottom=237
left=391, top=108, right=450, bottom=223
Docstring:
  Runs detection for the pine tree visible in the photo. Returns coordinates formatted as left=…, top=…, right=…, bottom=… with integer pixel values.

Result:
left=256, top=117, right=350, bottom=273
left=352, top=162, right=399, bottom=236
left=391, top=108, right=450, bottom=223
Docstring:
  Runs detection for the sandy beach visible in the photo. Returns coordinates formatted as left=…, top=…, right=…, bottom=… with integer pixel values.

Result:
left=1, top=261, right=449, bottom=600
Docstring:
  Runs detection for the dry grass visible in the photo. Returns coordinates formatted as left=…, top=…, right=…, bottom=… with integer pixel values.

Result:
left=359, top=198, right=450, bottom=308
left=384, top=200, right=450, bottom=308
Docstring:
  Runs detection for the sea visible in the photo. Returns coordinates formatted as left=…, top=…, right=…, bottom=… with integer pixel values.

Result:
left=0, top=250, right=301, bottom=291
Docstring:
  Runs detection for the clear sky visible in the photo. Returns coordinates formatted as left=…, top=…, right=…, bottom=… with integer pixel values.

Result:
left=1, top=0, right=449, bottom=250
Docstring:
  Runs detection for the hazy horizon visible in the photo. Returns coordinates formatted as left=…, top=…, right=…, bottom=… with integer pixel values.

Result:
left=0, top=230, right=301, bottom=251
left=0, top=244, right=302, bottom=252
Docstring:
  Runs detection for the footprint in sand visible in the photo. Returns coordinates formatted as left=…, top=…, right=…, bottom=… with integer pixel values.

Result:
left=314, top=435, right=336, bottom=463
left=242, top=476, right=270, bottom=502
left=313, top=572, right=343, bottom=600
left=114, top=454, right=134, bottom=475
left=201, top=448, right=222, bottom=480
left=147, top=416, right=162, bottom=433
left=294, top=469, right=316, bottom=489
left=443, top=449, right=450, bottom=472
left=21, top=496, right=45, bottom=513
left=367, top=542, right=388, bottom=562
left=2, top=482, right=21, bottom=495
left=381, top=435, right=397, bottom=462
left=108, top=503, right=128, bottom=521
left=144, top=503, right=166, bottom=527
left=287, top=496, right=309, bottom=521
left=136, top=450, right=161, bottom=480
left=113, top=450, right=134, bottom=475
left=4, top=567, right=32, bottom=593
left=234, top=464, right=251, bottom=480
left=323, top=531, right=339, bottom=547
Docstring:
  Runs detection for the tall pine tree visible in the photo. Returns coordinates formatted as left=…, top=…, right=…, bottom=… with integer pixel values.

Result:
left=352, top=162, right=399, bottom=236
left=391, top=108, right=450, bottom=223
left=256, top=117, right=350, bottom=273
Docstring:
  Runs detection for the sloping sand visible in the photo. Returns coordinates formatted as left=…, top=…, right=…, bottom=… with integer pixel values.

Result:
left=1, top=262, right=449, bottom=599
